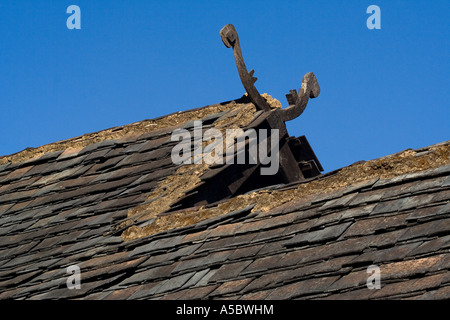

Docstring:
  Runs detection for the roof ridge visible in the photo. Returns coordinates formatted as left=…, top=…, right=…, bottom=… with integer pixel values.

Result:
left=0, top=98, right=254, bottom=166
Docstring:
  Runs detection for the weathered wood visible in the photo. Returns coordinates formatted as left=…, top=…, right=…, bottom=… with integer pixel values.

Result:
left=220, top=24, right=271, bottom=112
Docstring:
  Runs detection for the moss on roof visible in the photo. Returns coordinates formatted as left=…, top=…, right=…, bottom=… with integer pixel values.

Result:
left=1, top=93, right=282, bottom=166
left=0, top=101, right=237, bottom=166
left=121, top=141, right=450, bottom=241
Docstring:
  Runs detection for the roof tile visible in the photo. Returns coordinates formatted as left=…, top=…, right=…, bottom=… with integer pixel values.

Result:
left=267, top=276, right=339, bottom=299
left=127, top=281, right=165, bottom=299
left=57, top=147, right=84, bottom=160
left=342, top=178, right=379, bottom=195
left=194, top=268, right=220, bottom=287
left=160, top=284, right=219, bottom=300
left=311, top=189, right=345, bottom=205
left=256, top=240, right=286, bottom=257
left=240, top=289, right=273, bottom=300
left=399, top=194, right=436, bottom=211
left=284, top=222, right=352, bottom=246
left=208, top=260, right=253, bottom=282
left=327, top=269, right=367, bottom=292
left=348, top=190, right=384, bottom=206
left=102, top=286, right=140, bottom=300
left=399, top=218, right=450, bottom=241
left=227, top=244, right=264, bottom=261
left=321, top=287, right=373, bottom=300
left=370, top=272, right=447, bottom=299
left=319, top=193, right=358, bottom=211
left=242, top=253, right=285, bottom=275
left=343, top=213, right=409, bottom=238
left=406, top=205, right=445, bottom=221
left=118, top=263, right=178, bottom=287
left=0, top=166, right=33, bottom=184
left=371, top=198, right=408, bottom=215
left=406, top=176, right=447, bottom=195
left=249, top=226, right=287, bottom=243
left=381, top=255, right=445, bottom=280
left=174, top=249, right=234, bottom=274
left=154, top=271, right=196, bottom=295
left=181, top=268, right=211, bottom=288
left=346, top=242, right=422, bottom=266
left=210, top=278, right=253, bottom=297
left=138, top=244, right=201, bottom=269
left=407, top=235, right=450, bottom=257
left=443, top=175, right=450, bottom=187
left=437, top=202, right=450, bottom=215
left=421, top=285, right=450, bottom=300
left=431, top=189, right=450, bottom=203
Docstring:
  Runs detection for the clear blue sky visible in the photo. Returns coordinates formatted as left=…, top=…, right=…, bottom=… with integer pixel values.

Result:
left=1, top=1, right=448, bottom=172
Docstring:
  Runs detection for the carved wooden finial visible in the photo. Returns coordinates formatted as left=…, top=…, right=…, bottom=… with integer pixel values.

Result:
left=220, top=24, right=320, bottom=122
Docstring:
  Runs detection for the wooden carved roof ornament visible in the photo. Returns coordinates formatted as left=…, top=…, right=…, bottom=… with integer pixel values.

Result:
left=220, top=24, right=320, bottom=122
left=218, top=24, right=323, bottom=186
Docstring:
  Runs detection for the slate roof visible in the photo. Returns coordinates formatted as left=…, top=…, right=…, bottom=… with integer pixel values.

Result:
left=0, top=96, right=449, bottom=300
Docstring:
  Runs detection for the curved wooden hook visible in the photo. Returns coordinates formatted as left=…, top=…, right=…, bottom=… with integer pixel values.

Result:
left=220, top=24, right=271, bottom=112
left=220, top=24, right=320, bottom=121
left=280, top=72, right=320, bottom=122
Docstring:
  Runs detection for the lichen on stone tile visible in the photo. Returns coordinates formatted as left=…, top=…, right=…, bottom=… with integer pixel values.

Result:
left=121, top=141, right=450, bottom=241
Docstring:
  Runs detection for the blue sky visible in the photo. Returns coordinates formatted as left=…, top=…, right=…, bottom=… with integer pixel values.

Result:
left=0, top=0, right=448, bottom=172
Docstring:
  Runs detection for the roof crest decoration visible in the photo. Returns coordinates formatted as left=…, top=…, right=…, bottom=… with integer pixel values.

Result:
left=220, top=24, right=320, bottom=122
